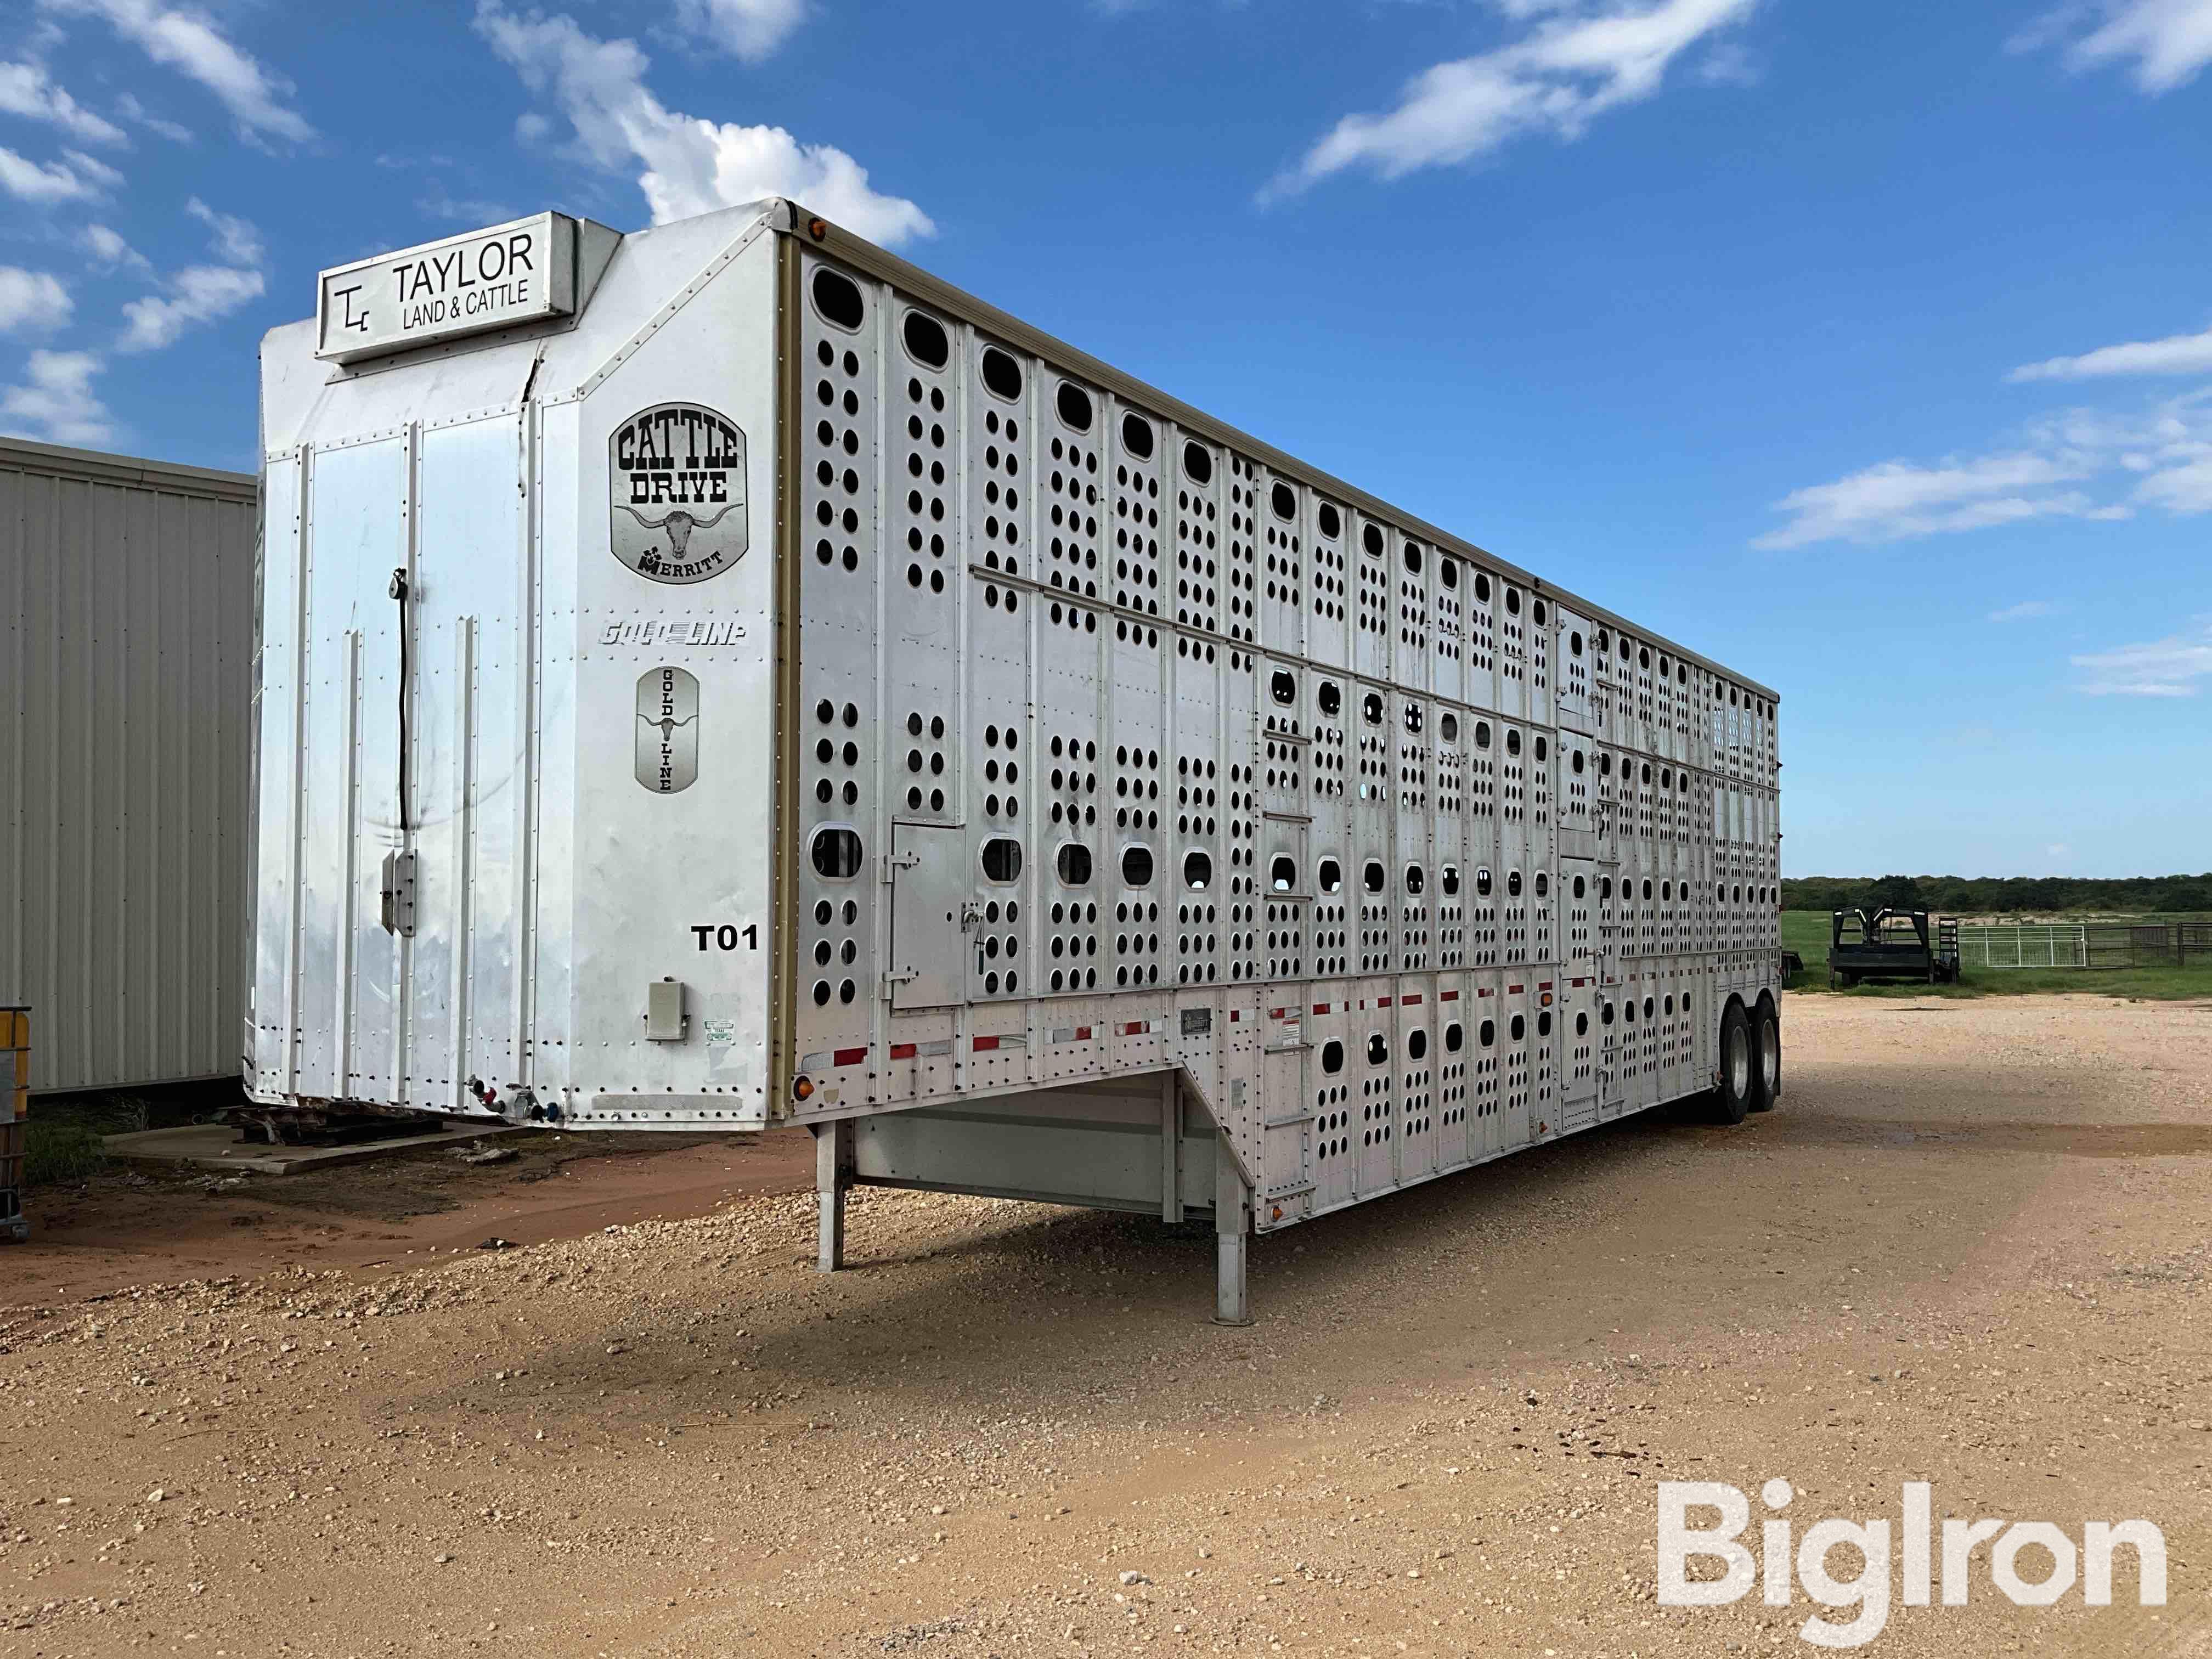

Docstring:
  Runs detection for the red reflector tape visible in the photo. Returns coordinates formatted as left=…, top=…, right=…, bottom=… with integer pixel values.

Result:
left=1441, top=990, right=1459, bottom=1001
left=1538, top=982, right=1553, bottom=992
left=1270, top=1007, right=1290, bottom=1020
left=833, top=1047, right=868, bottom=1068
left=1378, top=996, right=1393, bottom=1008
left=972, top=1036, right=1000, bottom=1052
left=1229, top=1010, right=1241, bottom=1023
left=1402, top=994, right=1422, bottom=1006
left=1508, top=984, right=1525, bottom=994
left=1076, top=1025, right=1092, bottom=1041
left=1124, top=1020, right=1148, bottom=1036
left=889, top=1043, right=917, bottom=1060
left=1478, top=988, right=1492, bottom=996
left=1312, top=1002, right=1330, bottom=1015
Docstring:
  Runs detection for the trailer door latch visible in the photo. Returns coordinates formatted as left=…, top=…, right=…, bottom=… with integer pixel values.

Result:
left=378, top=850, right=417, bottom=938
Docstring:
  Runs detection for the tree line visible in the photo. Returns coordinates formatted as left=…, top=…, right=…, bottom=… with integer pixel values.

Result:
left=1782, top=874, right=2212, bottom=915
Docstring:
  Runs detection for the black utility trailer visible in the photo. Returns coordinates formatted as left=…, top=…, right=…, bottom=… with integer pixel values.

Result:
left=1829, top=909, right=1961, bottom=988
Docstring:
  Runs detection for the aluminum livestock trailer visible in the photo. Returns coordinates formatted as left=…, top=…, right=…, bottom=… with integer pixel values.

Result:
left=251, top=200, right=1782, bottom=1320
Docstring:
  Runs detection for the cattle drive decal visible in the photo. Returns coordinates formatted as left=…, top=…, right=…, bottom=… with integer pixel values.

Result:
left=610, top=403, right=749, bottom=585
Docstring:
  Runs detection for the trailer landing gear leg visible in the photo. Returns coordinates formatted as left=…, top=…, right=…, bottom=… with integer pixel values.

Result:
left=814, top=1119, right=852, bottom=1274
left=1213, top=1144, right=1254, bottom=1327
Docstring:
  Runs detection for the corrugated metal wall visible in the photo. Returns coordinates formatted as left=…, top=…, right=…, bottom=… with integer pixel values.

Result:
left=0, top=437, right=256, bottom=1093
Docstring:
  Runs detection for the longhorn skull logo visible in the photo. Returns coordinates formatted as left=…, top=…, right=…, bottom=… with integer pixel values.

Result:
left=616, top=500, right=741, bottom=561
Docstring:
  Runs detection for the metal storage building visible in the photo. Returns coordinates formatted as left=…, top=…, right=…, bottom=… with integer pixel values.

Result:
left=250, top=201, right=1780, bottom=1319
left=1, top=437, right=256, bottom=1093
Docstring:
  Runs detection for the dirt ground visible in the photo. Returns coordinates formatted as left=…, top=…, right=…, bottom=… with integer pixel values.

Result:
left=3, top=994, right=2209, bottom=1658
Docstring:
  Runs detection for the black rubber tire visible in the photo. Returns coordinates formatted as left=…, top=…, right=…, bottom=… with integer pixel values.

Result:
left=1748, top=1002, right=1780, bottom=1112
left=1713, top=1001, right=1752, bottom=1124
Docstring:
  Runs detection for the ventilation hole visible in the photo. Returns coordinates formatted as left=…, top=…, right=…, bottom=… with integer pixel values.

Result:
left=810, top=267, right=864, bottom=331
left=1322, top=1039, right=1344, bottom=1075
left=1318, top=680, right=1341, bottom=716
left=1120, top=411, right=1154, bottom=459
left=1317, top=501, right=1340, bottom=539
left=809, top=826, right=862, bottom=880
left=1182, top=441, right=1212, bottom=484
left=1269, top=669, right=1296, bottom=706
left=981, top=837, right=1023, bottom=883
left=1183, top=849, right=1212, bottom=889
left=981, top=346, right=1023, bottom=400
left=1121, top=845, right=1154, bottom=887
left=1057, top=382, right=1094, bottom=431
left=1317, top=857, right=1342, bottom=895
left=1270, top=481, right=1295, bottom=520
left=902, top=309, right=949, bottom=368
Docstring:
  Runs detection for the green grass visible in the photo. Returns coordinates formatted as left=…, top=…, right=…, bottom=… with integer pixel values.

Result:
left=23, top=1120, right=106, bottom=1186
left=1781, top=910, right=2212, bottom=1001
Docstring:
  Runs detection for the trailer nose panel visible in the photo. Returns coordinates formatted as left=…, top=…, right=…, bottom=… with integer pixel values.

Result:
left=258, top=417, right=534, bottom=1111
left=253, top=205, right=783, bottom=1128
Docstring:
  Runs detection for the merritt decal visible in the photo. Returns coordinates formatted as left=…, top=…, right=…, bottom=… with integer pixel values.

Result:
left=610, top=403, right=749, bottom=585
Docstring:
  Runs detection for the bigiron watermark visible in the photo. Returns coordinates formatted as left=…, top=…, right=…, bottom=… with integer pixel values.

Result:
left=1657, top=1479, right=2166, bottom=1649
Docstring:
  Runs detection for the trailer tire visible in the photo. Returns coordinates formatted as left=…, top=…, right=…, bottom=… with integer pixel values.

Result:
left=1713, top=1001, right=1752, bottom=1124
left=1748, top=1001, right=1780, bottom=1112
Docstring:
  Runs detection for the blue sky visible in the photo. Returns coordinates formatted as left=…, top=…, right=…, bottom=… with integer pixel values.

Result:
left=2, top=0, right=2207, bottom=878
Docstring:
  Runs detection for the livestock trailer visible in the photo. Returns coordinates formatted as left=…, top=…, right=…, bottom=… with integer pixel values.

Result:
left=250, top=200, right=1784, bottom=1319
left=2, top=438, right=257, bottom=1094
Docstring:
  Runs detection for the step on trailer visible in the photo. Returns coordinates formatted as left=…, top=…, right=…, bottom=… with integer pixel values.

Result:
left=251, top=200, right=1784, bottom=1321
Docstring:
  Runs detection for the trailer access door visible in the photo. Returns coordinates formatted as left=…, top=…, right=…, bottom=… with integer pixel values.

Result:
left=888, top=823, right=964, bottom=1009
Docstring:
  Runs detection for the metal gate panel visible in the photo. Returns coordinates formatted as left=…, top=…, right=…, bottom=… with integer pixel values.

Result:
left=294, top=436, right=408, bottom=1103
left=889, top=823, right=964, bottom=1009
left=1353, top=989, right=1398, bottom=1193
left=252, top=454, right=305, bottom=1095
left=404, top=413, right=529, bottom=1108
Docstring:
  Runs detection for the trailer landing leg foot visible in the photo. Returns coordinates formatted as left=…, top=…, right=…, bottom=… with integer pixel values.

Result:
left=1212, top=1143, right=1254, bottom=1327
left=813, top=1119, right=852, bottom=1274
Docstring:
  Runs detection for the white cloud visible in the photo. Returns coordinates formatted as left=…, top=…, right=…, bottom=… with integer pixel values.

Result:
left=186, top=195, right=264, bottom=266
left=81, top=222, right=151, bottom=272
left=474, top=4, right=933, bottom=245
left=0, top=144, right=121, bottom=204
left=1268, top=0, right=1757, bottom=198
left=40, top=0, right=313, bottom=143
left=1759, top=391, right=2212, bottom=548
left=0, top=348, right=112, bottom=444
left=115, top=91, right=193, bottom=143
left=1752, top=453, right=2100, bottom=550
left=2046, top=843, right=2072, bottom=858
left=0, top=59, right=128, bottom=145
left=2016, top=0, right=2212, bottom=93
left=2010, top=322, right=2212, bottom=381
left=1988, top=599, right=2062, bottom=622
left=1694, top=40, right=1762, bottom=84
left=0, top=268, right=73, bottom=334
left=110, top=197, right=266, bottom=350
left=2072, top=622, right=2212, bottom=696
left=2135, top=452, right=2212, bottom=510
left=117, top=264, right=265, bottom=352
left=669, top=0, right=806, bottom=60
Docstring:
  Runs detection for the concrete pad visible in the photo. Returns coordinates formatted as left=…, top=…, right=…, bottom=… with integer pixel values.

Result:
left=104, top=1121, right=522, bottom=1176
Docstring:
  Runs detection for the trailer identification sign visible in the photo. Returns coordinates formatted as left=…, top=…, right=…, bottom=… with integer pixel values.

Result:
left=315, top=213, right=576, bottom=363
left=610, top=403, right=749, bottom=584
